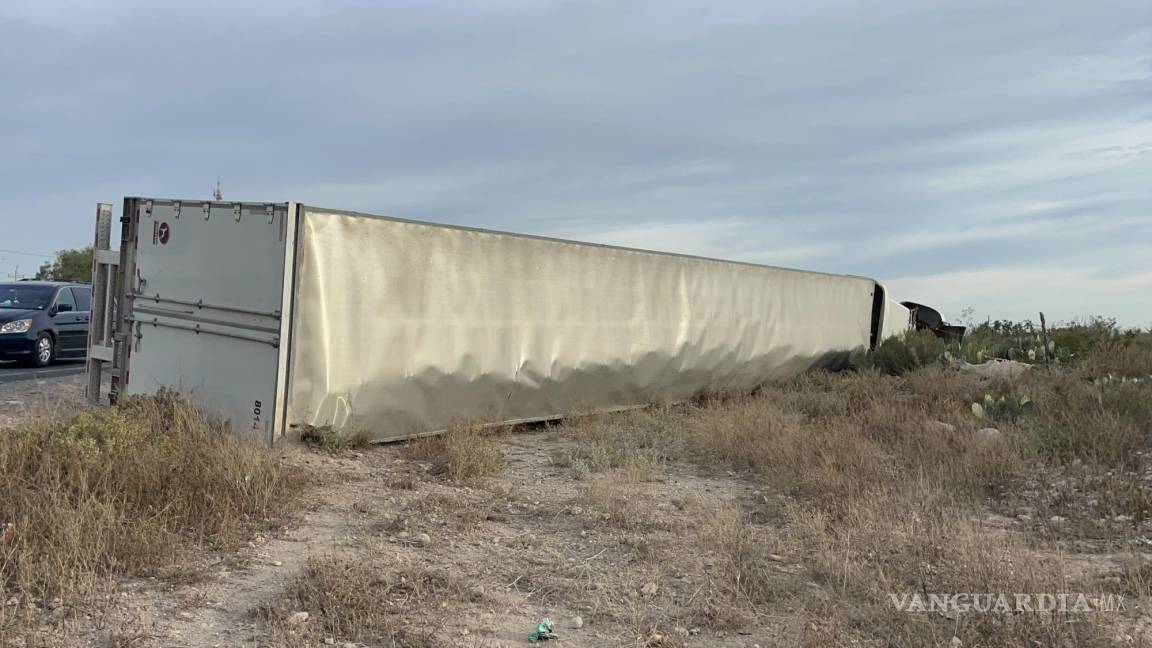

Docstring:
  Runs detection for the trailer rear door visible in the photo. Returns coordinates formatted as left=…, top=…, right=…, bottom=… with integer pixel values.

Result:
left=118, top=199, right=295, bottom=441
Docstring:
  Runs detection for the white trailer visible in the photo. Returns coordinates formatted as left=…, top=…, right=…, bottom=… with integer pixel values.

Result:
left=89, top=198, right=910, bottom=442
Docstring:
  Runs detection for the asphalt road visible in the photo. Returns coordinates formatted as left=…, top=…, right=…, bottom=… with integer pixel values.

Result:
left=0, top=361, right=86, bottom=384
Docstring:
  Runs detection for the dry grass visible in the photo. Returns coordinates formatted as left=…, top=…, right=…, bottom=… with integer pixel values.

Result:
left=543, top=362, right=1148, bottom=646
left=1078, top=337, right=1152, bottom=380
left=403, top=422, right=506, bottom=483
left=0, top=391, right=302, bottom=625
left=215, top=334, right=1152, bottom=645
left=263, top=556, right=470, bottom=647
left=1021, top=370, right=1151, bottom=467
left=695, top=504, right=792, bottom=609
left=784, top=484, right=1120, bottom=646
left=553, top=370, right=1020, bottom=509
left=549, top=420, right=666, bottom=483
left=573, top=479, right=671, bottom=533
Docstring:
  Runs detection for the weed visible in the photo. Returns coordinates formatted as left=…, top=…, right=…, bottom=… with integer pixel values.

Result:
left=404, top=423, right=505, bottom=483
left=698, top=505, right=792, bottom=606
left=573, top=479, right=668, bottom=532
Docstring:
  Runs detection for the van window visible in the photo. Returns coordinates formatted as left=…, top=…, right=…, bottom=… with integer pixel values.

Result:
left=54, top=287, right=77, bottom=311
left=0, top=284, right=53, bottom=309
left=71, top=287, right=92, bottom=311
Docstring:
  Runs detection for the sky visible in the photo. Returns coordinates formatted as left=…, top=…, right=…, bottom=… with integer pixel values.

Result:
left=1, top=0, right=1149, bottom=326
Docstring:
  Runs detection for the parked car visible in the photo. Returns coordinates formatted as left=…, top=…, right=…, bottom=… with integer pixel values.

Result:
left=0, top=281, right=92, bottom=367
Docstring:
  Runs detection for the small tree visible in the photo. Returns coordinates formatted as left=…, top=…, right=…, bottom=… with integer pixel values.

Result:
left=35, top=247, right=93, bottom=283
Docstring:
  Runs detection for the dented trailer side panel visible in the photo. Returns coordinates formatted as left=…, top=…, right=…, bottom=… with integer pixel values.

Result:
left=287, top=207, right=879, bottom=442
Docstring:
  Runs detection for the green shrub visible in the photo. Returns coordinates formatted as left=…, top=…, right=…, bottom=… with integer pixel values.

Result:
left=865, top=330, right=948, bottom=376
left=1048, top=316, right=1128, bottom=358
left=960, top=316, right=1150, bottom=369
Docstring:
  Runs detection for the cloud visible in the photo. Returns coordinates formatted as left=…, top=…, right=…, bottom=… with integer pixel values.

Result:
left=886, top=265, right=1152, bottom=327
left=555, top=217, right=837, bottom=267
left=0, top=0, right=1149, bottom=324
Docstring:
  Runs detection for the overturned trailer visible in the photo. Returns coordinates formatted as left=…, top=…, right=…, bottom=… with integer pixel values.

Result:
left=87, top=199, right=912, bottom=442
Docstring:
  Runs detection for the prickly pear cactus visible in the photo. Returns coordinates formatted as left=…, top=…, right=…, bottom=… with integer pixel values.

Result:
left=971, top=393, right=1033, bottom=422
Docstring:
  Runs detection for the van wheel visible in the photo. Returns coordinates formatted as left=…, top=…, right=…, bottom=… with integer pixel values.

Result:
left=32, top=333, right=54, bottom=367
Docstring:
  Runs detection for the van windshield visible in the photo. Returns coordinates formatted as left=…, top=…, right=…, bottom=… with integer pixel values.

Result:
left=0, top=284, right=55, bottom=309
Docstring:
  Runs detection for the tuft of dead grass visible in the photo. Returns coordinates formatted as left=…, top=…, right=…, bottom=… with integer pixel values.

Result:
left=263, top=556, right=469, bottom=647
left=573, top=479, right=670, bottom=532
left=695, top=504, right=794, bottom=609
left=0, top=391, right=302, bottom=611
left=550, top=415, right=671, bottom=480
left=404, top=423, right=506, bottom=483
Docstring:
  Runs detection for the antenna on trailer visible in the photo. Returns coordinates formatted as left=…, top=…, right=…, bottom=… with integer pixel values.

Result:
left=213, top=180, right=223, bottom=201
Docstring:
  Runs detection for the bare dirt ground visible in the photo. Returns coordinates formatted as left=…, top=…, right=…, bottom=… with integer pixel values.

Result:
left=75, top=434, right=777, bottom=648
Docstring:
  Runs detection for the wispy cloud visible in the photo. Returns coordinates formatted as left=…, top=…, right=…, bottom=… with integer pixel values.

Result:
left=0, top=0, right=1149, bottom=323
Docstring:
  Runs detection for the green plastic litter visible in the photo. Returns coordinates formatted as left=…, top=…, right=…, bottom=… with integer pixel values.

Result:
left=529, top=617, right=556, bottom=642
